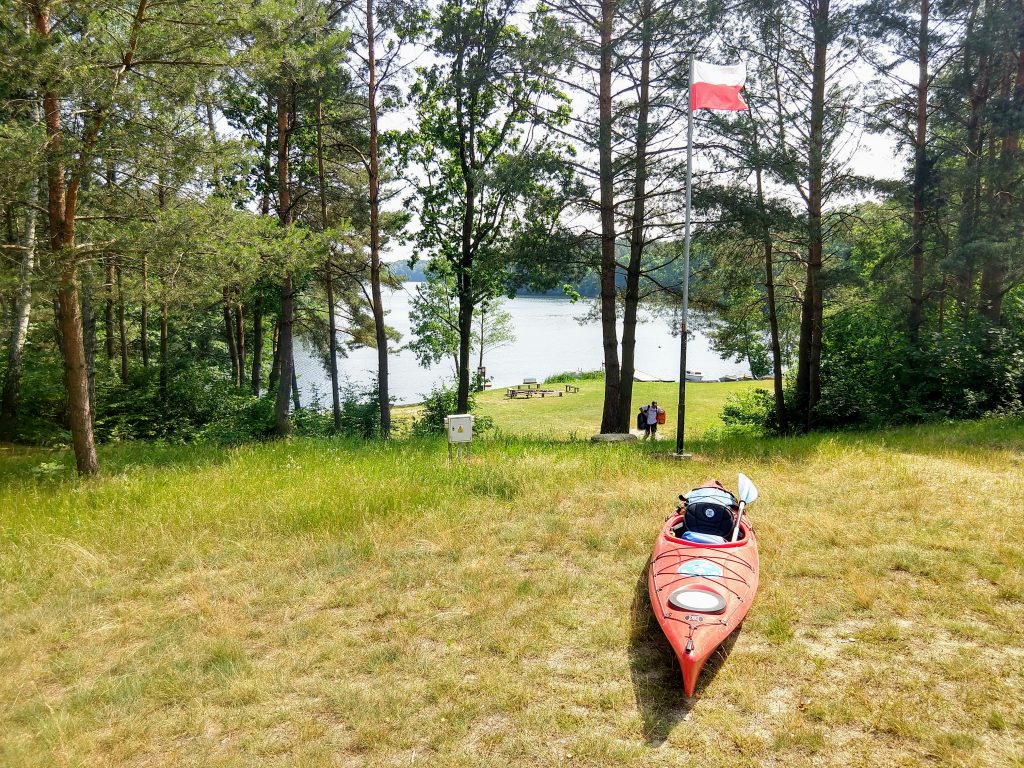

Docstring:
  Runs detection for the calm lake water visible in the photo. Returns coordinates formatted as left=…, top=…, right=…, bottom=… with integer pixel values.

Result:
left=294, top=283, right=750, bottom=405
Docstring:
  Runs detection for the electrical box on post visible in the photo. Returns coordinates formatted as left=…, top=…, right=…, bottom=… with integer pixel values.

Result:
left=445, top=414, right=474, bottom=443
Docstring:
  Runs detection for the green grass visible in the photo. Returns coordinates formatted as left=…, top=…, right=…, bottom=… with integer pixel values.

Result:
left=2, top=415, right=1024, bottom=766
left=425, top=378, right=763, bottom=440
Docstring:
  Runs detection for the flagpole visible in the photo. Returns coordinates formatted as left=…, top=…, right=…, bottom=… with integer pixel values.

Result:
left=675, top=54, right=694, bottom=457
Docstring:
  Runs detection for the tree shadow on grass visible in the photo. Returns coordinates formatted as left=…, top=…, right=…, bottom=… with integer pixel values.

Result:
left=628, top=559, right=741, bottom=746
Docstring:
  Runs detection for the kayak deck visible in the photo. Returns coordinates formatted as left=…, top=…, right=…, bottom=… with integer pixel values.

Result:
left=647, top=517, right=759, bottom=696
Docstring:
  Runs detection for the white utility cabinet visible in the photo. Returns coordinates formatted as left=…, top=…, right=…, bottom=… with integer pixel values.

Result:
left=445, top=414, right=474, bottom=444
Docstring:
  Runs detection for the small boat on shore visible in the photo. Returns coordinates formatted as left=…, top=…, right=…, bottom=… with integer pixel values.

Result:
left=684, top=370, right=703, bottom=382
left=718, top=374, right=739, bottom=382
left=647, top=475, right=760, bottom=697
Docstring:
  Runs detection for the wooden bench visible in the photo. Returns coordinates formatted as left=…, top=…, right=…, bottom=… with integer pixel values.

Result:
left=564, top=384, right=580, bottom=394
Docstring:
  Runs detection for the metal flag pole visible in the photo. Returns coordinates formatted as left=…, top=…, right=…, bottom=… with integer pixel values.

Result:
left=675, top=53, right=694, bottom=457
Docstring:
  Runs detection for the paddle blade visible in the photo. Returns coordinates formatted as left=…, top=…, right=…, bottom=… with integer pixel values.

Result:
left=737, top=472, right=759, bottom=505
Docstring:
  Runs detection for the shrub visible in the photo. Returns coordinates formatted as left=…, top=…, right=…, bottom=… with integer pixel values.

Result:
left=721, top=388, right=777, bottom=432
left=412, top=383, right=493, bottom=437
left=96, top=364, right=273, bottom=443
left=337, top=383, right=386, bottom=439
left=815, top=310, right=1024, bottom=428
left=543, top=369, right=604, bottom=384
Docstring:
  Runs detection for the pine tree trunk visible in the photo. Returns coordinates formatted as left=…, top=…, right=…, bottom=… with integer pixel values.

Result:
left=116, top=257, right=128, bottom=381
left=82, top=261, right=97, bottom=422
left=955, top=0, right=990, bottom=312
left=978, top=11, right=1022, bottom=323
left=223, top=288, right=239, bottom=386
left=251, top=294, right=263, bottom=396
left=269, top=318, right=280, bottom=393
left=159, top=300, right=169, bottom=404
left=140, top=255, right=149, bottom=368
left=316, top=94, right=342, bottom=431
left=598, top=0, right=621, bottom=433
left=234, top=300, right=245, bottom=384
left=754, top=162, right=787, bottom=433
left=36, top=3, right=98, bottom=474
left=617, top=0, right=651, bottom=432
left=273, top=77, right=294, bottom=436
left=0, top=155, right=39, bottom=438
left=908, top=0, right=929, bottom=341
left=367, top=0, right=391, bottom=437
left=103, top=167, right=116, bottom=360
left=33, top=0, right=146, bottom=474
left=251, top=96, right=272, bottom=399
left=795, top=0, right=829, bottom=430
left=104, top=253, right=115, bottom=360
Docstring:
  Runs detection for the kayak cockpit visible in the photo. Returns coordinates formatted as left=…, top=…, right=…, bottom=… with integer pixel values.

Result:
left=665, top=516, right=752, bottom=547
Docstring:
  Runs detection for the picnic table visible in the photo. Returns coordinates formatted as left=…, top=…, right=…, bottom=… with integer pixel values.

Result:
left=505, top=387, right=563, bottom=399
left=505, top=382, right=581, bottom=399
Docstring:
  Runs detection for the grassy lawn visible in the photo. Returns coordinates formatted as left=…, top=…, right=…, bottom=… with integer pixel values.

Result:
left=414, top=378, right=764, bottom=440
left=2, top=420, right=1023, bottom=767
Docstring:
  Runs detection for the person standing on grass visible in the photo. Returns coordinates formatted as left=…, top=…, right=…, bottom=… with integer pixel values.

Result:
left=636, top=406, right=646, bottom=433
left=642, top=400, right=663, bottom=440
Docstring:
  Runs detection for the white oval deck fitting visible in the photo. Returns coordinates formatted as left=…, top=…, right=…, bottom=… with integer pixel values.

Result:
left=668, top=588, right=727, bottom=614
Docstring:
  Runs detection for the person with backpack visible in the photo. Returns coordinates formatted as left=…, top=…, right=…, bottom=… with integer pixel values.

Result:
left=641, top=400, right=665, bottom=440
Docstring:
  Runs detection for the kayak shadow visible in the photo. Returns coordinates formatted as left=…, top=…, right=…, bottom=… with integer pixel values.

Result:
left=628, top=560, right=741, bottom=745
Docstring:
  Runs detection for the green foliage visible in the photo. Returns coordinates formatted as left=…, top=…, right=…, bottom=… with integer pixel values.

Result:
left=198, top=396, right=278, bottom=446
left=406, top=272, right=517, bottom=379
left=816, top=311, right=1024, bottom=427
left=337, top=384, right=386, bottom=440
left=0, top=351, right=69, bottom=446
left=543, top=370, right=604, bottom=384
left=96, top=366, right=275, bottom=444
left=411, top=383, right=493, bottom=437
left=720, top=388, right=779, bottom=433
left=407, top=272, right=461, bottom=372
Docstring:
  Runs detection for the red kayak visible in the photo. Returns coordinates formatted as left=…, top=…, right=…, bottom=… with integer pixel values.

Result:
left=647, top=478, right=760, bottom=697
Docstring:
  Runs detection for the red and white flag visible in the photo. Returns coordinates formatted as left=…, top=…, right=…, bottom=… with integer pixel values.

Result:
left=691, top=61, right=747, bottom=111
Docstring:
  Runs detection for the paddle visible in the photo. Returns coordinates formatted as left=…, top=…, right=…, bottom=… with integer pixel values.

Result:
left=731, top=472, right=759, bottom=542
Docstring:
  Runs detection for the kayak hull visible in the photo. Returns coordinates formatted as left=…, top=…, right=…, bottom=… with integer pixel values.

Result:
left=647, top=517, right=759, bottom=697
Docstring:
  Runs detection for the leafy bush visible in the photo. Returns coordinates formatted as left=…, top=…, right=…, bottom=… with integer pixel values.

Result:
left=412, top=383, right=493, bottom=437
left=95, top=364, right=275, bottom=444
left=543, top=369, right=604, bottom=384
left=197, top=395, right=276, bottom=445
left=815, top=310, right=1024, bottom=428
left=720, top=388, right=778, bottom=432
left=0, top=351, right=70, bottom=445
left=337, top=383, right=386, bottom=439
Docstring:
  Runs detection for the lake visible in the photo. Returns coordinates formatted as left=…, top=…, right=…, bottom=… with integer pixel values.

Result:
left=293, top=283, right=750, bottom=405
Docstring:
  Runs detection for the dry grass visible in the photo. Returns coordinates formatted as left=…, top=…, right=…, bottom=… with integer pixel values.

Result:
left=1, top=418, right=1023, bottom=767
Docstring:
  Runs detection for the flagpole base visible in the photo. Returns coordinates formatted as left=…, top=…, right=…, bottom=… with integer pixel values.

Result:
left=668, top=452, right=693, bottom=460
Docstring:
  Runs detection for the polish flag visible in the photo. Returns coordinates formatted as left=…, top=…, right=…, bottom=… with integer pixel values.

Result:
left=691, top=61, right=748, bottom=111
